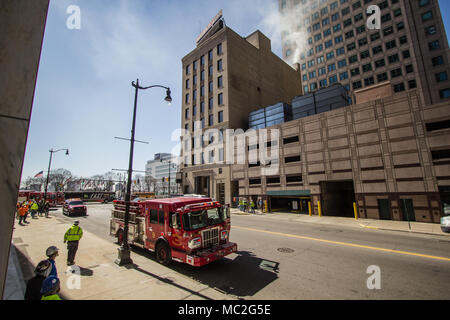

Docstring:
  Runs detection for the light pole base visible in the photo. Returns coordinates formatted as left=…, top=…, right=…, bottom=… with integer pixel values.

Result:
left=115, top=246, right=133, bottom=266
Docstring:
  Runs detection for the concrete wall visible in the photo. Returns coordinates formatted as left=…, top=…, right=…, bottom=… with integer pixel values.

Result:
left=233, top=89, right=450, bottom=222
left=0, top=0, right=49, bottom=298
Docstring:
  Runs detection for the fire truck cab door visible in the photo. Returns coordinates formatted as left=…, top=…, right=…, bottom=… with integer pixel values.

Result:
left=146, top=207, right=165, bottom=250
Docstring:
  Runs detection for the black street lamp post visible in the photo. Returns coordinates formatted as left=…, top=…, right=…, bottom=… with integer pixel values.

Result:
left=115, top=79, right=172, bottom=266
left=44, top=148, right=69, bottom=205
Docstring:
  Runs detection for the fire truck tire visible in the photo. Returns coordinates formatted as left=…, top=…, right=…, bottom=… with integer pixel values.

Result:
left=156, top=242, right=171, bottom=266
left=117, top=229, right=124, bottom=246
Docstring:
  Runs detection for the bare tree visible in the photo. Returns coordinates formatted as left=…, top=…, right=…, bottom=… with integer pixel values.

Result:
left=49, top=168, right=72, bottom=191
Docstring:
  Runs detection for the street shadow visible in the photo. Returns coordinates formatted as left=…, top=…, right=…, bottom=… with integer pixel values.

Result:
left=124, top=263, right=213, bottom=300
left=66, top=265, right=93, bottom=276
left=130, top=246, right=279, bottom=298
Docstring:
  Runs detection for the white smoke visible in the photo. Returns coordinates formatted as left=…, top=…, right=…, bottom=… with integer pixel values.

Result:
left=257, top=1, right=309, bottom=67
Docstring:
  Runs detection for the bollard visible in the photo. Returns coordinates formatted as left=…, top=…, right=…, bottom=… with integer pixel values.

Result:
left=353, top=202, right=358, bottom=220
left=318, top=201, right=322, bottom=217
left=308, top=201, right=312, bottom=216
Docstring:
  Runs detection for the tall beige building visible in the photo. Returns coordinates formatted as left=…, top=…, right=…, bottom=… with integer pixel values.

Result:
left=279, top=0, right=450, bottom=106
left=180, top=14, right=302, bottom=204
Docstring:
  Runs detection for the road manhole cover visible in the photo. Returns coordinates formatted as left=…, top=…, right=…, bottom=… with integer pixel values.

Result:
left=277, top=247, right=294, bottom=253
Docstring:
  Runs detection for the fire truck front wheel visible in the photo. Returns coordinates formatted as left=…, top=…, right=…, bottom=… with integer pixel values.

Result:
left=156, top=242, right=171, bottom=266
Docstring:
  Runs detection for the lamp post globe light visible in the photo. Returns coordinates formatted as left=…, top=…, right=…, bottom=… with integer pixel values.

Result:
left=44, top=148, right=69, bottom=206
left=115, top=79, right=172, bottom=267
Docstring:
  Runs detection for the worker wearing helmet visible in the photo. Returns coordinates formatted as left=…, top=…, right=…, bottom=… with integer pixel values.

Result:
left=40, top=276, right=62, bottom=300
left=24, top=260, right=52, bottom=300
left=64, top=221, right=83, bottom=266
left=46, top=246, right=59, bottom=277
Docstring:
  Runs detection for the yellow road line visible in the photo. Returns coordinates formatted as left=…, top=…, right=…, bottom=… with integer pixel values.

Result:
left=359, top=223, right=379, bottom=230
left=234, top=225, right=450, bottom=262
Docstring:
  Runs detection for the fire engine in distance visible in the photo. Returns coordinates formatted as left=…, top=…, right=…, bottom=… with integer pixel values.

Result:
left=110, top=197, right=237, bottom=267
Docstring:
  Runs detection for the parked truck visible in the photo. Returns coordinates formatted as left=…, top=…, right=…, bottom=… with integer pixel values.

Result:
left=110, top=197, right=237, bottom=267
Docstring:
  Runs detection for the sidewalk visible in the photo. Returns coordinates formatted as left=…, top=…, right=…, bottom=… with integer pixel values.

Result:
left=231, top=208, right=449, bottom=237
left=5, top=216, right=235, bottom=300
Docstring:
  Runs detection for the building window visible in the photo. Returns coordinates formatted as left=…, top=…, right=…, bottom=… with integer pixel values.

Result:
left=425, top=25, right=437, bottom=36
left=390, top=68, right=402, bottom=78
left=284, top=155, right=301, bottom=163
left=200, top=55, right=205, bottom=66
left=218, top=93, right=223, bottom=105
left=349, top=55, right=358, bottom=64
left=208, top=114, right=213, bottom=126
left=373, top=45, right=383, bottom=55
left=218, top=75, right=223, bottom=88
left=193, top=60, right=198, bottom=71
left=408, top=79, right=417, bottom=89
left=209, top=97, right=213, bottom=109
left=429, top=40, right=440, bottom=51
left=209, top=65, right=213, bottom=77
left=436, top=72, right=448, bottom=82
left=267, top=177, right=281, bottom=184
left=185, top=65, right=190, bottom=75
left=393, top=83, right=405, bottom=92
left=440, top=89, right=450, bottom=99
left=283, top=136, right=299, bottom=144
left=360, top=50, right=370, bottom=60
left=185, top=93, right=189, bottom=104
left=351, top=67, right=360, bottom=76
left=208, top=49, right=213, bottom=62
left=422, top=11, right=433, bottom=22
left=218, top=111, right=223, bottom=123
left=375, top=59, right=385, bottom=68
left=217, top=43, right=223, bottom=55
left=200, top=101, right=205, bottom=113
left=388, top=54, right=399, bottom=64
left=405, top=64, right=414, bottom=73
left=352, top=80, right=362, bottom=89
left=370, top=32, right=380, bottom=42
left=286, top=175, right=303, bottom=183
left=362, top=63, right=372, bottom=73
left=217, top=59, right=223, bottom=71
left=185, top=108, right=189, bottom=119
left=209, top=81, right=213, bottom=93
left=377, top=72, right=388, bottom=82
left=383, top=26, right=394, bottom=36
left=432, top=56, right=444, bottom=66
left=329, top=75, right=338, bottom=84
left=364, top=77, right=375, bottom=86
left=249, top=178, right=261, bottom=185
left=385, top=39, right=396, bottom=50
left=402, top=50, right=411, bottom=59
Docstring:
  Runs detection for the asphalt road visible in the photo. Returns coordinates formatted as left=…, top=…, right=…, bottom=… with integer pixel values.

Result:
left=52, top=203, right=450, bottom=300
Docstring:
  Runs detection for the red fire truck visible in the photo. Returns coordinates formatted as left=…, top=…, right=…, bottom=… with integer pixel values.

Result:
left=110, top=197, right=237, bottom=267
left=18, top=190, right=65, bottom=206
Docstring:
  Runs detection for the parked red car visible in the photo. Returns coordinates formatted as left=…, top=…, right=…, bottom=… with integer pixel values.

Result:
left=63, top=198, right=87, bottom=217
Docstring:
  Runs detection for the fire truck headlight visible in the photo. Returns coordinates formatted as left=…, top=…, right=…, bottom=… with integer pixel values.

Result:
left=188, top=237, right=201, bottom=249
left=220, top=230, right=228, bottom=240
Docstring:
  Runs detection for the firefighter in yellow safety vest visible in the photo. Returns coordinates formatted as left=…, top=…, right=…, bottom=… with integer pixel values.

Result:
left=64, top=221, right=83, bottom=266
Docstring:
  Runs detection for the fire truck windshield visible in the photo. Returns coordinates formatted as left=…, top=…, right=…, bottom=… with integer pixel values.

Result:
left=182, top=207, right=225, bottom=231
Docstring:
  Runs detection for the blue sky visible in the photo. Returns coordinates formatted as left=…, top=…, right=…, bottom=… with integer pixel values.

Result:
left=21, top=0, right=450, bottom=180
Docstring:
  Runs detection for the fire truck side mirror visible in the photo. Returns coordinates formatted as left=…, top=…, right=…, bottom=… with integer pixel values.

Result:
left=171, top=213, right=179, bottom=229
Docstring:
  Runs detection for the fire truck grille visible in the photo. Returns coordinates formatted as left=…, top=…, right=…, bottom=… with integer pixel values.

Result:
left=201, top=228, right=219, bottom=248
